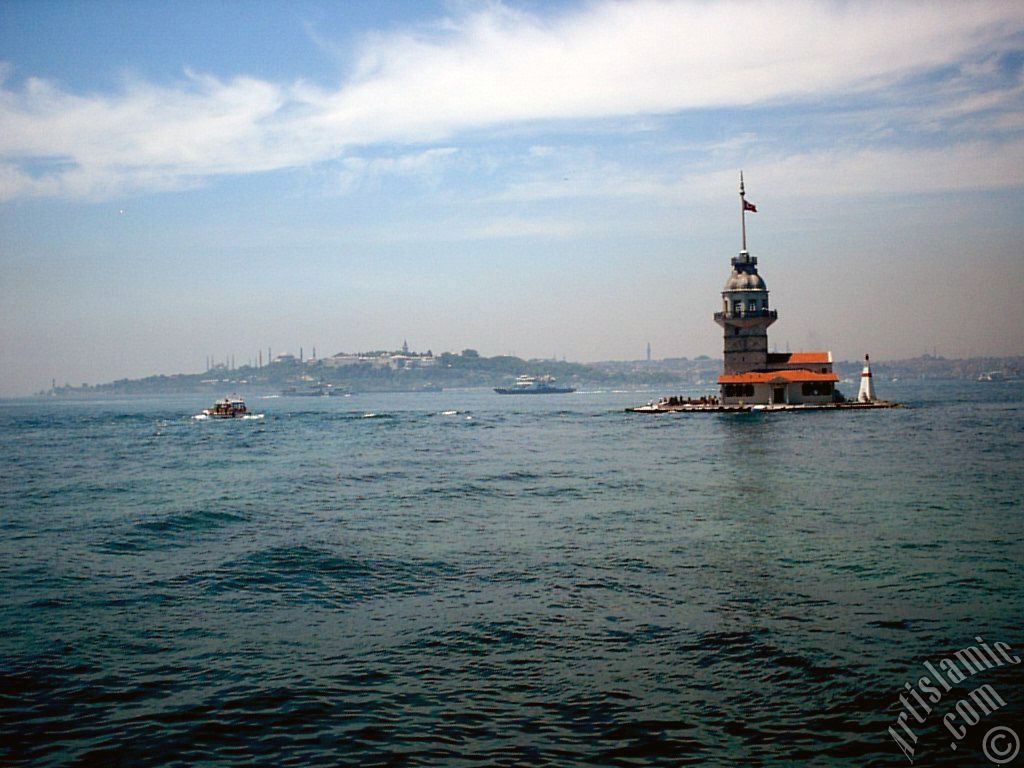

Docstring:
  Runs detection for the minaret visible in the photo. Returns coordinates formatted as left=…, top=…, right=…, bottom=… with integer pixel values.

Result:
left=714, top=173, right=776, bottom=374
left=858, top=354, right=876, bottom=402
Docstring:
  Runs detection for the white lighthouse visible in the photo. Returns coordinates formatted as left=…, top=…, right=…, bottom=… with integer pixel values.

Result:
left=858, top=354, right=876, bottom=402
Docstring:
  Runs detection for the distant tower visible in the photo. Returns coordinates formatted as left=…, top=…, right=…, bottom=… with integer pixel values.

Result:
left=646, top=342, right=651, bottom=362
left=714, top=173, right=776, bottom=374
left=300, top=347, right=303, bottom=362
left=858, top=354, right=876, bottom=402
left=402, top=339, right=409, bottom=354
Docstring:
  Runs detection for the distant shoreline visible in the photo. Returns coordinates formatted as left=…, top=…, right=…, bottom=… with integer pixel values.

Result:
left=24, top=353, right=1024, bottom=399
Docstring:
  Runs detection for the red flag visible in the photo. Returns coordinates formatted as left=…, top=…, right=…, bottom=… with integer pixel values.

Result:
left=743, top=200, right=757, bottom=213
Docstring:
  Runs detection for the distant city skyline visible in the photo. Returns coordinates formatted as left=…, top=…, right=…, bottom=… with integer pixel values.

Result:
left=2, top=1, right=1023, bottom=396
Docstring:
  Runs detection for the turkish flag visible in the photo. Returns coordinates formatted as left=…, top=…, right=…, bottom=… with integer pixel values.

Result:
left=743, top=200, right=757, bottom=213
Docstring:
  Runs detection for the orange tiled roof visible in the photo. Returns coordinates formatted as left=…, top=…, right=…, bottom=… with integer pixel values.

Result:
left=718, top=369, right=839, bottom=384
left=766, top=351, right=832, bottom=365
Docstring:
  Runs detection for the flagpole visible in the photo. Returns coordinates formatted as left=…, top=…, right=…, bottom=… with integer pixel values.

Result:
left=740, top=171, right=747, bottom=252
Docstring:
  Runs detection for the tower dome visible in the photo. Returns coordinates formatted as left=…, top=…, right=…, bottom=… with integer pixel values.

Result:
left=723, top=270, right=767, bottom=291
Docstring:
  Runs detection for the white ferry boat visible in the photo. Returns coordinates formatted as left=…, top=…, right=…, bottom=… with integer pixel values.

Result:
left=494, top=375, right=575, bottom=395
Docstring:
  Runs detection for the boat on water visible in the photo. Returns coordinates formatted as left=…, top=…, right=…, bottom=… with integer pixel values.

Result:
left=281, top=383, right=344, bottom=396
left=495, top=374, right=575, bottom=395
left=202, top=395, right=248, bottom=418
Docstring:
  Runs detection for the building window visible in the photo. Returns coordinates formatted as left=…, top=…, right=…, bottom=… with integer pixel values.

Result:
left=802, top=382, right=835, bottom=397
left=724, top=383, right=755, bottom=398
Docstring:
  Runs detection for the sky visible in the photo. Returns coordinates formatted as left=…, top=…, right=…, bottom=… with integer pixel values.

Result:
left=1, top=0, right=1023, bottom=395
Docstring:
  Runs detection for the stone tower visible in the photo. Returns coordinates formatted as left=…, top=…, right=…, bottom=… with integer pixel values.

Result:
left=714, top=174, right=777, bottom=374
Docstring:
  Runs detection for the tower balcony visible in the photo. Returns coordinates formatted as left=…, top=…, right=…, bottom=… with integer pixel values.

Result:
left=714, top=309, right=778, bottom=328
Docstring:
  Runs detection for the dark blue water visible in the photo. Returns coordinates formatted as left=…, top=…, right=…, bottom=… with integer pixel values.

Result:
left=2, top=382, right=1022, bottom=766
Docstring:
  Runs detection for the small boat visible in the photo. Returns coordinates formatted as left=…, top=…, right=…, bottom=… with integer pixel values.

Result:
left=202, top=395, right=248, bottom=418
left=495, top=374, right=575, bottom=395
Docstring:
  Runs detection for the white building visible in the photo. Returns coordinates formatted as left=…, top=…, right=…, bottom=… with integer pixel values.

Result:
left=322, top=352, right=439, bottom=370
left=322, top=354, right=365, bottom=368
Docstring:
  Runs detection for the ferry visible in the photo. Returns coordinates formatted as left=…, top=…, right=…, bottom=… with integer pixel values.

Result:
left=495, top=375, right=575, bottom=395
left=202, top=395, right=248, bottom=418
left=281, top=383, right=343, bottom=396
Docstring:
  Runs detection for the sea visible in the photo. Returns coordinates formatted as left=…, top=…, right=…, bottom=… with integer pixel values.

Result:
left=1, top=380, right=1022, bottom=767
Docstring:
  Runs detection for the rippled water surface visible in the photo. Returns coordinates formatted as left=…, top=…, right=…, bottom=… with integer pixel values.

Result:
left=2, top=382, right=1022, bottom=766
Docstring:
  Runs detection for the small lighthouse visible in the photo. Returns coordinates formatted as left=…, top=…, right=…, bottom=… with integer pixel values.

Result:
left=858, top=354, right=876, bottom=403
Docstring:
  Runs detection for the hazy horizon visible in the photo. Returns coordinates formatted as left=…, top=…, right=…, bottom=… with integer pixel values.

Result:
left=3, top=1, right=1024, bottom=396
left=25, top=342, right=1024, bottom=395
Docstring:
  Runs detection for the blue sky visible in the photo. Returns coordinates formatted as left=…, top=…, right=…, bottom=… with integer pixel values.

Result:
left=1, top=0, right=1023, bottom=394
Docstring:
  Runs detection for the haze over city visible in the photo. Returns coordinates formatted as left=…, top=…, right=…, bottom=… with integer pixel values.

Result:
left=2, top=0, right=1023, bottom=396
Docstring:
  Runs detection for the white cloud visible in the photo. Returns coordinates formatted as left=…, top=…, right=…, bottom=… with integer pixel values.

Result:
left=335, top=147, right=458, bottom=192
left=328, top=1, right=1020, bottom=122
left=0, top=0, right=1022, bottom=200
